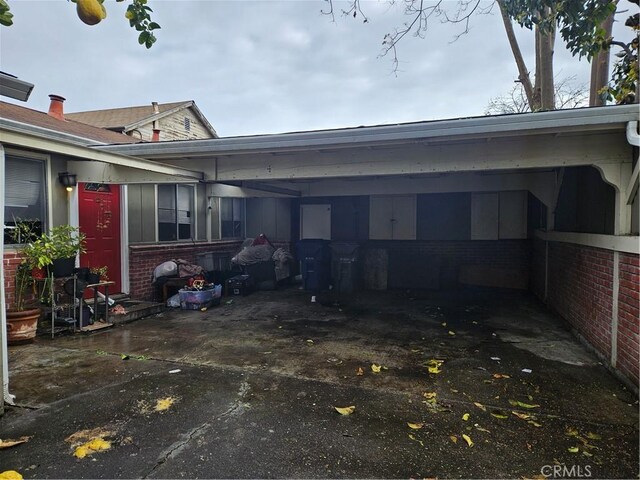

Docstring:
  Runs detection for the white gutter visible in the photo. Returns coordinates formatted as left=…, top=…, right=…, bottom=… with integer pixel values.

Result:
left=0, top=143, right=15, bottom=406
left=98, top=105, right=640, bottom=159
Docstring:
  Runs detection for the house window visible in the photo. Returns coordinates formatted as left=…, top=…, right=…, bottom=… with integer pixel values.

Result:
left=184, top=117, right=191, bottom=132
left=158, top=184, right=194, bottom=241
left=220, top=198, right=245, bottom=239
left=4, top=155, right=47, bottom=245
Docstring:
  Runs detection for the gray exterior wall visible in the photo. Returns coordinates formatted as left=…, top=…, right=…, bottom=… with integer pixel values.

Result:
left=246, top=198, right=291, bottom=241
left=127, top=184, right=157, bottom=243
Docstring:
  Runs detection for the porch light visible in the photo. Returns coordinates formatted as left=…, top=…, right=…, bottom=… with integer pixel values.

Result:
left=58, top=172, right=77, bottom=192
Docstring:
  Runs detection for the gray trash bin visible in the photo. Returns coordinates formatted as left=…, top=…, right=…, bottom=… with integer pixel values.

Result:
left=330, top=242, right=360, bottom=293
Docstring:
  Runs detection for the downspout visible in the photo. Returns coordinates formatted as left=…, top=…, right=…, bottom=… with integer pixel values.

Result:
left=0, top=143, right=16, bottom=406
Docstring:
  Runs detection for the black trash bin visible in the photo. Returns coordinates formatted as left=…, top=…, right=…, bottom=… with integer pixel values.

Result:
left=296, top=239, right=331, bottom=291
left=330, top=242, right=360, bottom=293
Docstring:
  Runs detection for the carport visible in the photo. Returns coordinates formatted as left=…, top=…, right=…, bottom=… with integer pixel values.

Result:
left=101, top=105, right=639, bottom=389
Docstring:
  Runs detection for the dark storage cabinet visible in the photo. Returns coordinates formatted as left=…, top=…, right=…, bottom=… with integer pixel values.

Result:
left=296, top=239, right=332, bottom=291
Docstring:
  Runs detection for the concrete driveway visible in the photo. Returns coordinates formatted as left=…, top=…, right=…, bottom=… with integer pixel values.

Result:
left=2, top=287, right=638, bottom=479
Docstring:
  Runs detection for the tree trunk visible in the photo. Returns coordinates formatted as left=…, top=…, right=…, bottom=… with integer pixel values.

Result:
left=497, top=0, right=535, bottom=110
left=532, top=26, right=543, bottom=111
left=589, top=6, right=616, bottom=106
left=538, top=7, right=556, bottom=110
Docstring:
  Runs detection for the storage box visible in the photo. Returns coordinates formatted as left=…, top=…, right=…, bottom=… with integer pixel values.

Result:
left=179, top=286, right=221, bottom=310
left=226, top=274, right=254, bottom=296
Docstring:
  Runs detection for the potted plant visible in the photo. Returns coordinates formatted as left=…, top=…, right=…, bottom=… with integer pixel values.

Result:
left=88, top=266, right=108, bottom=284
left=48, top=225, right=86, bottom=278
left=6, top=221, right=48, bottom=344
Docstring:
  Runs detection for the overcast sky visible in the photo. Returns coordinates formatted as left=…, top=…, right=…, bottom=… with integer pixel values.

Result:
left=0, top=0, right=631, bottom=137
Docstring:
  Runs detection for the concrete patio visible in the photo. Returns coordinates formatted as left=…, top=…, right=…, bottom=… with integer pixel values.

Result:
left=1, top=287, right=638, bottom=479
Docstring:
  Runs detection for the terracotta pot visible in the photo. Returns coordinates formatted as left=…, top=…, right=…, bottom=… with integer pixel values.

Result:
left=6, top=308, right=41, bottom=344
left=31, top=267, right=47, bottom=280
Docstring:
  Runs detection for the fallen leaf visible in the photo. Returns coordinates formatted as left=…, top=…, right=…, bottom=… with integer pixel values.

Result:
left=65, top=427, right=115, bottom=446
left=407, top=422, right=423, bottom=430
left=492, top=373, right=511, bottom=379
left=441, top=322, right=447, bottom=327
left=568, top=446, right=579, bottom=453
left=475, top=425, right=491, bottom=433
left=528, top=420, right=542, bottom=427
left=566, top=427, right=579, bottom=437
left=356, top=367, right=364, bottom=376
left=448, top=331, right=456, bottom=336
left=73, top=437, right=111, bottom=459
left=462, top=433, right=474, bottom=447
left=155, top=396, right=176, bottom=412
left=120, top=354, right=129, bottom=360
left=306, top=339, right=314, bottom=345
left=508, top=399, right=540, bottom=409
left=449, top=435, right=458, bottom=444
left=0, top=471, right=23, bottom=480
left=586, top=432, right=602, bottom=440
left=95, top=350, right=107, bottom=356
left=423, top=392, right=437, bottom=399
left=451, top=389, right=459, bottom=393
left=490, top=410, right=508, bottom=419
left=474, top=402, right=487, bottom=412
left=462, top=413, right=470, bottom=421
left=428, top=366, right=442, bottom=374
left=335, top=405, right=356, bottom=415
left=582, top=451, right=593, bottom=457
left=511, top=411, right=531, bottom=420
left=408, top=433, right=424, bottom=447
left=371, top=364, right=382, bottom=373
left=0, top=437, right=31, bottom=449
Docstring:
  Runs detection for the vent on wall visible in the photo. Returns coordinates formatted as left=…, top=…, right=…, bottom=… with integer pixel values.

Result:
left=184, top=117, right=191, bottom=131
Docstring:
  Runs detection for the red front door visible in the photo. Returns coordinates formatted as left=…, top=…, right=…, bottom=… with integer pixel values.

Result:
left=79, top=183, right=122, bottom=293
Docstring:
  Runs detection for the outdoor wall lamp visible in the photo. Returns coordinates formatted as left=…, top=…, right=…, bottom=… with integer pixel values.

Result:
left=58, top=172, right=77, bottom=192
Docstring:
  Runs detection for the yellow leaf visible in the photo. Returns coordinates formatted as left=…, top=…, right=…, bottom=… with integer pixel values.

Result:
left=408, top=433, right=424, bottom=447
left=356, top=367, right=364, bottom=376
left=528, top=420, right=542, bottom=427
left=511, top=411, right=531, bottom=420
left=0, top=471, right=23, bottom=480
left=335, top=405, right=356, bottom=415
left=407, top=422, right=423, bottom=430
left=423, top=392, right=437, bottom=400
left=0, top=437, right=31, bottom=449
left=306, top=339, right=314, bottom=344
left=582, top=451, right=593, bottom=457
left=462, top=413, right=470, bottom=421
left=473, top=402, right=487, bottom=412
left=155, top=396, right=176, bottom=412
left=426, top=359, right=443, bottom=367
left=448, top=331, right=456, bottom=336
left=586, top=432, right=602, bottom=440
left=566, top=427, right=579, bottom=437
left=449, top=435, right=458, bottom=444
left=73, top=437, right=111, bottom=459
left=475, top=425, right=490, bottom=433
left=492, top=373, right=510, bottom=379
left=428, top=366, right=442, bottom=374
left=371, top=364, right=382, bottom=373
left=568, top=446, right=579, bottom=453
left=462, top=433, right=474, bottom=447
left=508, top=399, right=540, bottom=409
left=490, top=410, right=508, bottom=419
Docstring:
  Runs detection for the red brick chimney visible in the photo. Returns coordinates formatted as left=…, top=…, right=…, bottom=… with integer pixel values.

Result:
left=47, top=94, right=66, bottom=121
left=152, top=129, right=161, bottom=142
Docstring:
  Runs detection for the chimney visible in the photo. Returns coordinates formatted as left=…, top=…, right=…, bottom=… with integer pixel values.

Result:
left=152, top=101, right=159, bottom=114
left=47, top=94, right=66, bottom=121
left=152, top=129, right=161, bottom=142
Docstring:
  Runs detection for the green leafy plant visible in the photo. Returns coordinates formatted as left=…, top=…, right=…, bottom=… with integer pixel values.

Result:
left=8, top=220, right=47, bottom=311
left=47, top=225, right=86, bottom=260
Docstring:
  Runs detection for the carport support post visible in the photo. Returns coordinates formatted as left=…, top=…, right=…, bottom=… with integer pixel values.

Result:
left=0, top=143, right=14, bottom=412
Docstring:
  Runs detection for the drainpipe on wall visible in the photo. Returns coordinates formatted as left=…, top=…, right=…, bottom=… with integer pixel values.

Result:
left=0, top=143, right=16, bottom=409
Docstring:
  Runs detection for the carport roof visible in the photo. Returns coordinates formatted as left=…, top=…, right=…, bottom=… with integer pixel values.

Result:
left=97, top=105, right=640, bottom=159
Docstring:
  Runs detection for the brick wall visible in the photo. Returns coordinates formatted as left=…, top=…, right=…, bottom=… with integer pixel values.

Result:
left=547, top=243, right=614, bottom=359
left=129, top=241, right=243, bottom=301
left=617, top=253, right=639, bottom=385
left=535, top=241, right=640, bottom=387
left=2, top=250, right=22, bottom=309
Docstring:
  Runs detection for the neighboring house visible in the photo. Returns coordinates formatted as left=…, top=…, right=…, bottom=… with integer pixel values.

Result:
left=66, top=100, right=217, bottom=142
left=1, top=97, right=638, bottom=391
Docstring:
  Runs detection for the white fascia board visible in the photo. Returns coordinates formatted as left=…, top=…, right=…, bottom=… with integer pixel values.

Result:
left=0, top=127, right=203, bottom=181
left=121, top=102, right=192, bottom=132
left=97, top=105, right=640, bottom=159
left=536, top=230, right=640, bottom=254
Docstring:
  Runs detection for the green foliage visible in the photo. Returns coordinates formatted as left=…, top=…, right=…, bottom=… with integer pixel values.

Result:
left=501, top=0, right=617, bottom=59
left=0, top=0, right=160, bottom=48
left=0, top=0, right=13, bottom=26
left=122, top=0, right=160, bottom=49
left=47, top=225, right=86, bottom=260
